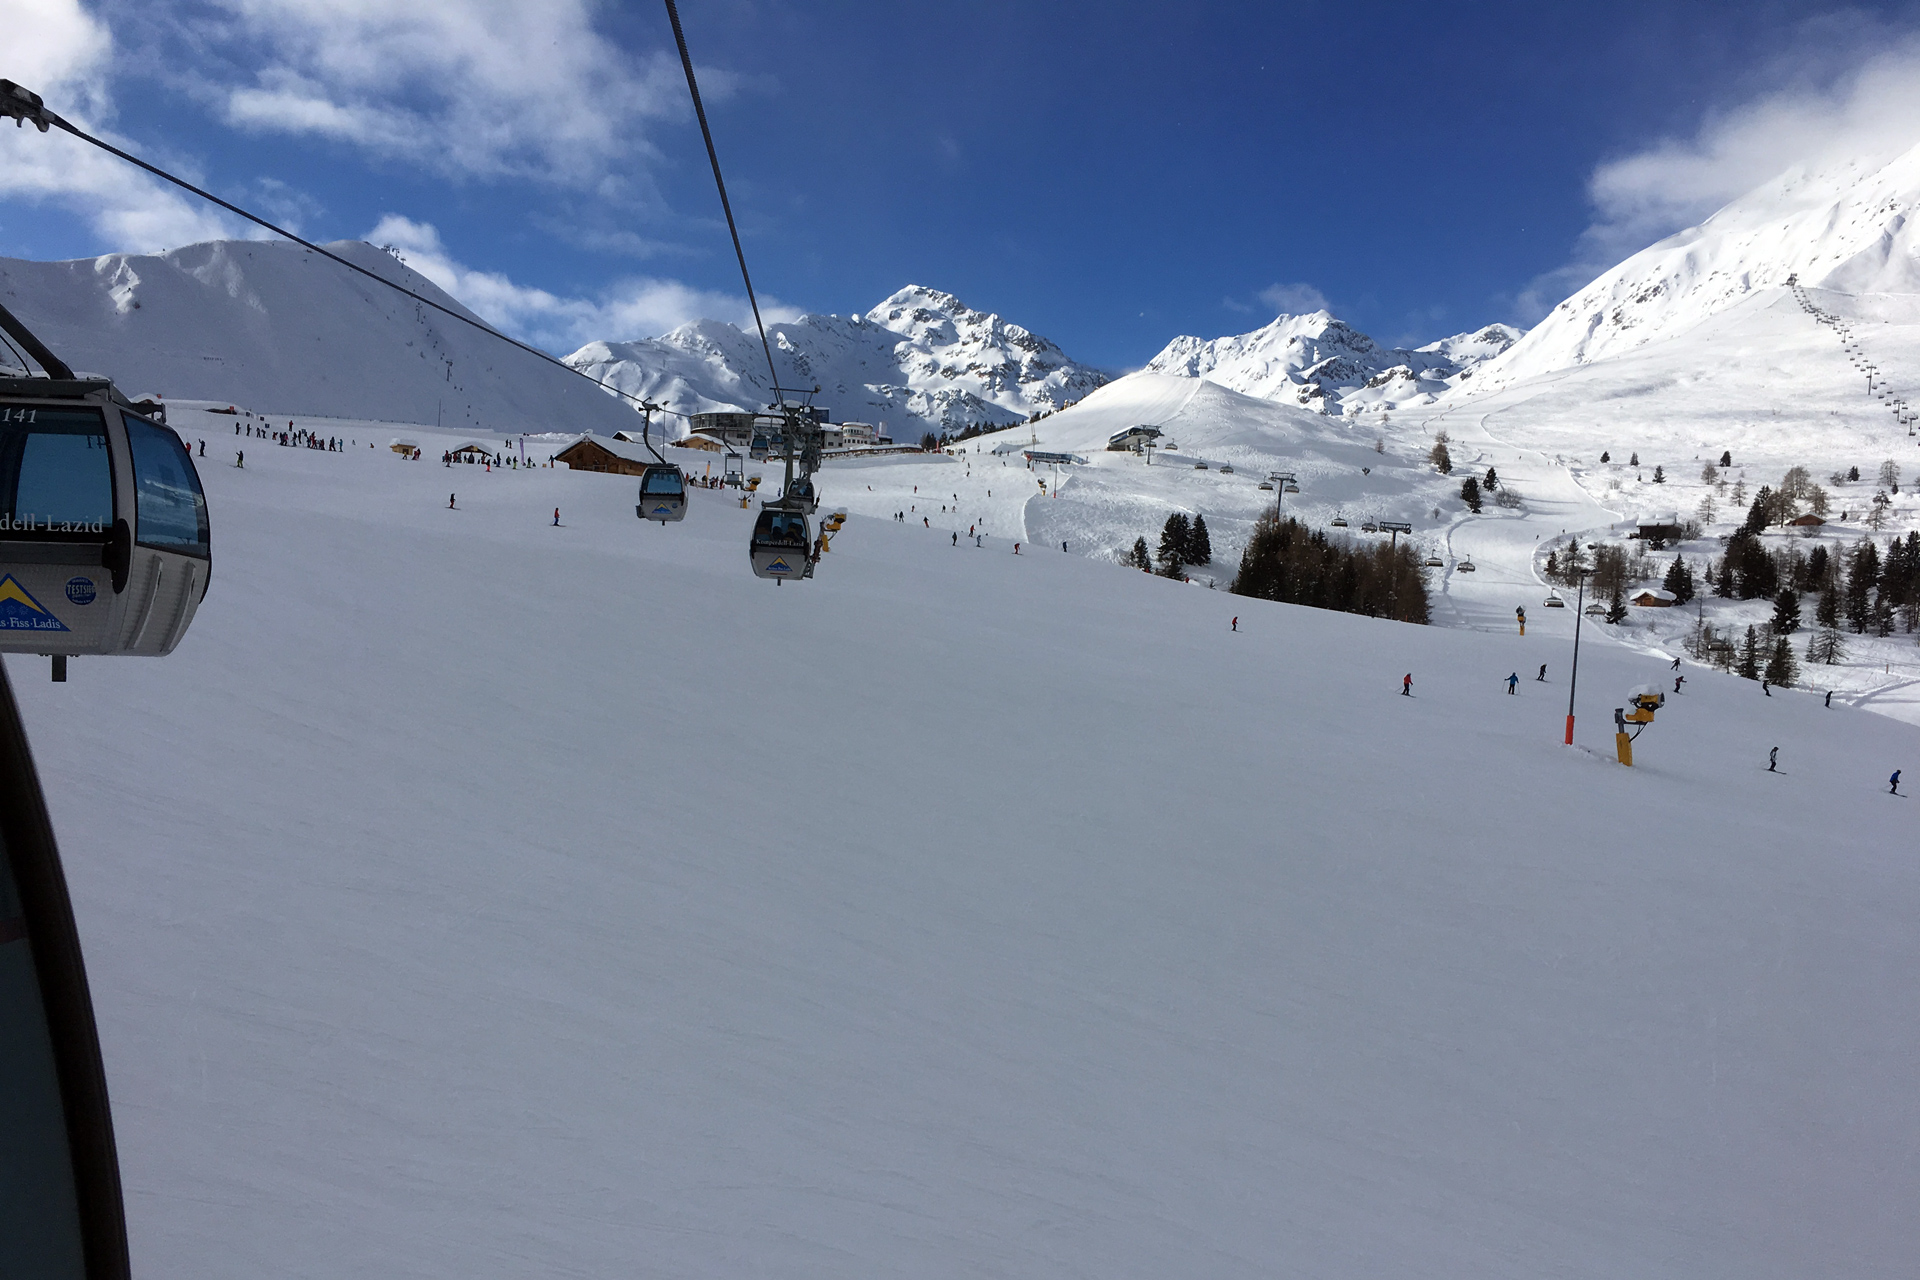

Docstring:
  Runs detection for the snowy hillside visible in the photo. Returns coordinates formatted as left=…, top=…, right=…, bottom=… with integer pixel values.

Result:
left=567, top=285, right=1109, bottom=435
left=1473, top=141, right=1920, bottom=389
left=10, top=430, right=1920, bottom=1277
left=0, top=240, right=643, bottom=436
left=1145, top=311, right=1521, bottom=416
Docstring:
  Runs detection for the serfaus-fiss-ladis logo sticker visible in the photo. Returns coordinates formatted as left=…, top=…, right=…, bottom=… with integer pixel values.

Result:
left=0, top=575, right=71, bottom=632
left=66, top=576, right=97, bottom=606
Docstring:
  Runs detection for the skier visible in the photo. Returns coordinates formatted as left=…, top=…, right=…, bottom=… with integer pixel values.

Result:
left=952, top=532, right=958, bottom=546
left=1231, top=617, right=1238, bottom=632
left=198, top=439, right=206, bottom=457
left=449, top=493, right=456, bottom=509
left=1768, top=747, right=1778, bottom=773
left=1762, top=680, right=1771, bottom=696
left=1825, top=690, right=1834, bottom=708
left=1402, top=673, right=1412, bottom=696
left=1062, top=541, right=1068, bottom=552
left=1013, top=543, right=1020, bottom=554
left=235, top=450, right=244, bottom=468
left=1671, top=656, right=1681, bottom=671
left=1507, top=673, right=1518, bottom=694
left=553, top=508, right=560, bottom=527
left=1892, top=769, right=1902, bottom=795
left=1537, top=664, right=1546, bottom=682
left=1674, top=675, right=1685, bottom=694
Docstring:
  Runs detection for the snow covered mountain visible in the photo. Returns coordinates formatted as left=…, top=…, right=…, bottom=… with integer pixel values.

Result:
left=0, top=239, right=643, bottom=436
left=1472, top=141, right=1920, bottom=390
left=566, top=286, right=1109, bottom=436
left=1144, top=312, right=1522, bottom=416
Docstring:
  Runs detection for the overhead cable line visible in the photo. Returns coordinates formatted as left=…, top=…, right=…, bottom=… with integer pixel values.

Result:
left=0, top=78, right=684, bottom=420
left=660, top=0, right=782, bottom=395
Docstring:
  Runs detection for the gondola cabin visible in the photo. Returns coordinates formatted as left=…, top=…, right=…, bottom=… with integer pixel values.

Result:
left=637, top=464, right=687, bottom=523
left=749, top=506, right=812, bottom=580
left=1, top=375, right=210, bottom=669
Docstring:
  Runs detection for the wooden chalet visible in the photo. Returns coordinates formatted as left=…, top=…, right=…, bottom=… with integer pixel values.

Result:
left=553, top=435, right=659, bottom=477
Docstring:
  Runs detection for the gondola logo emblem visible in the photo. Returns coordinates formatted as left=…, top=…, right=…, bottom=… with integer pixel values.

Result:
left=765, top=556, right=793, bottom=575
left=0, top=575, right=71, bottom=632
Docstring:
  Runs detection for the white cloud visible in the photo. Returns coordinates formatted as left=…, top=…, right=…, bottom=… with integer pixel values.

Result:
left=368, top=215, right=795, bottom=352
left=175, top=0, right=697, bottom=184
left=0, top=0, right=240, bottom=251
left=1256, top=281, right=1330, bottom=316
left=1518, top=27, right=1920, bottom=320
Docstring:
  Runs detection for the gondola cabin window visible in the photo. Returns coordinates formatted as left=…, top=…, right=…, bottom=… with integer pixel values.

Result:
left=123, top=415, right=209, bottom=557
left=0, top=406, right=113, bottom=536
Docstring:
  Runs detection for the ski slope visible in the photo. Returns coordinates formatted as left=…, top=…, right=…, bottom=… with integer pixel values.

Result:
left=7, top=427, right=1920, bottom=1277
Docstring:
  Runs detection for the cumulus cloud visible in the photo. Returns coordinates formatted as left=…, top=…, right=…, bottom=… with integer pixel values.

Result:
left=1517, top=25, right=1920, bottom=320
left=0, top=0, right=240, bottom=250
left=1256, top=281, right=1330, bottom=316
left=368, top=215, right=796, bottom=352
left=157, top=0, right=701, bottom=184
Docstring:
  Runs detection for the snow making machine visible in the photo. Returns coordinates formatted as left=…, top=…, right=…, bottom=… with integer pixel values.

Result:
left=0, top=301, right=210, bottom=681
left=1613, top=686, right=1665, bottom=767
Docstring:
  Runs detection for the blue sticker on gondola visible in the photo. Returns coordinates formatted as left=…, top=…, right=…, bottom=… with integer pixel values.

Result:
left=65, top=577, right=97, bottom=605
left=766, top=557, right=792, bottom=575
left=0, top=575, right=71, bottom=632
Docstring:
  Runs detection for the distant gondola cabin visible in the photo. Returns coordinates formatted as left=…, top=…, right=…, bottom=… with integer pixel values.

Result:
left=552, top=435, right=659, bottom=477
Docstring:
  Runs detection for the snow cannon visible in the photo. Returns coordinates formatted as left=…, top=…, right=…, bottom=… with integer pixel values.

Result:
left=1613, top=686, right=1666, bottom=766
left=0, top=301, right=210, bottom=682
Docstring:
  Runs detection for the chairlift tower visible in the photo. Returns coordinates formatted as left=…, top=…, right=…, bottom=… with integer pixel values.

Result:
left=1270, top=471, right=1297, bottom=519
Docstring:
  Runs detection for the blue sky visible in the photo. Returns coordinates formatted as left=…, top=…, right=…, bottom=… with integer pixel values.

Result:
left=7, top=0, right=1920, bottom=368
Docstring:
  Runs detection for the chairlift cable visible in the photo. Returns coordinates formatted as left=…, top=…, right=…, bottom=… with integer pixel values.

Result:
left=660, top=0, right=782, bottom=395
left=0, top=79, right=684, bottom=420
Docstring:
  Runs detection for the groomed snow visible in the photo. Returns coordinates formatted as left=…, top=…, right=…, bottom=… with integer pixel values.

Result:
left=8, top=430, right=1920, bottom=1277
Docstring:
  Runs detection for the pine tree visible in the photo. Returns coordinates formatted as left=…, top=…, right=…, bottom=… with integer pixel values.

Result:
left=1606, top=585, right=1628, bottom=624
left=1157, top=513, right=1190, bottom=576
left=1460, top=476, right=1482, bottom=513
left=1429, top=441, right=1452, bottom=474
left=1600, top=450, right=1611, bottom=463
left=1807, top=625, right=1847, bottom=665
left=1742, top=486, right=1775, bottom=534
left=1845, top=540, right=1879, bottom=632
left=1663, top=555, right=1694, bottom=604
left=1484, top=467, right=1499, bottom=490
left=1721, top=451, right=1734, bottom=467
left=1186, top=514, right=1212, bottom=566
left=1630, top=452, right=1640, bottom=466
left=1765, top=636, right=1798, bottom=687
left=1129, top=536, right=1151, bottom=570
left=1736, top=625, right=1762, bottom=680
left=1848, top=465, right=1860, bottom=482
left=1652, top=464, right=1666, bottom=483
left=1816, top=584, right=1840, bottom=627
left=1771, top=587, right=1801, bottom=635
left=1545, top=550, right=1560, bottom=580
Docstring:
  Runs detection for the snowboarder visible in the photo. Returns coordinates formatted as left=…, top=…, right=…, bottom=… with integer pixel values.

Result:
left=553, top=508, right=560, bottom=527
left=1762, top=680, right=1771, bottom=696
left=1670, top=656, right=1681, bottom=671
left=1537, top=664, right=1547, bottom=682
left=1673, top=676, right=1685, bottom=694
left=1892, top=770, right=1903, bottom=795
left=1014, top=543, right=1020, bottom=554
left=1402, top=673, right=1412, bottom=696
left=1507, top=673, right=1518, bottom=694
left=1826, top=690, right=1834, bottom=708
left=1769, top=747, right=1778, bottom=772
left=1231, top=617, right=1238, bottom=632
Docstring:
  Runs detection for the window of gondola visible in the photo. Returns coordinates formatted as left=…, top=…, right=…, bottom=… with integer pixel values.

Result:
left=124, top=414, right=210, bottom=557
left=0, top=406, right=113, bottom=537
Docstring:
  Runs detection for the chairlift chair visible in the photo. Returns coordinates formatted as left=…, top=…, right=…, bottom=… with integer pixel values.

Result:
left=1543, top=591, right=1566, bottom=607
left=1584, top=602, right=1606, bottom=616
left=1257, top=480, right=1273, bottom=491
left=0, top=302, right=210, bottom=676
left=1424, top=554, right=1443, bottom=567
left=1360, top=520, right=1379, bottom=533
left=749, top=504, right=813, bottom=581
left=1330, top=514, right=1348, bottom=527
left=1219, top=464, right=1234, bottom=474
left=1457, top=557, right=1476, bottom=572
left=1284, top=482, right=1300, bottom=493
